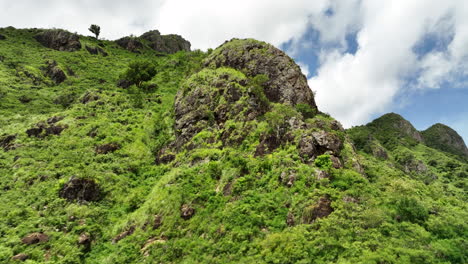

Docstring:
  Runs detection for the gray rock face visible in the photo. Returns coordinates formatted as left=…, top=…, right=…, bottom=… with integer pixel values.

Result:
left=34, top=30, right=81, bottom=51
left=422, top=123, right=468, bottom=157
left=312, top=131, right=343, bottom=155
left=372, top=145, right=388, bottom=160
left=42, top=60, right=66, bottom=84
left=141, top=30, right=191, bottom=54
left=174, top=68, right=268, bottom=148
left=115, top=37, right=143, bottom=52
left=204, top=39, right=317, bottom=109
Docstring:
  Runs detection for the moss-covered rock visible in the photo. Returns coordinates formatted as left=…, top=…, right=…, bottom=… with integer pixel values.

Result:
left=204, top=38, right=317, bottom=109
left=34, top=29, right=81, bottom=51
left=141, top=30, right=191, bottom=54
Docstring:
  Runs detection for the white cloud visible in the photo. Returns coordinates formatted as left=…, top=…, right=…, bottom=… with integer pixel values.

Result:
left=309, top=0, right=467, bottom=127
left=0, top=0, right=165, bottom=40
left=154, top=0, right=329, bottom=50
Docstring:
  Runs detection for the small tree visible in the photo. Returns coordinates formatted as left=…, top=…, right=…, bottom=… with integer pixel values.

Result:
left=88, top=24, right=101, bottom=40
left=121, top=60, right=157, bottom=88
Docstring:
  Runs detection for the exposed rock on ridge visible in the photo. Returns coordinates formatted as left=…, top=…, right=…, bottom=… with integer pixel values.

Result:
left=204, top=38, right=317, bottom=108
left=115, top=30, right=191, bottom=54
left=141, top=30, right=191, bottom=54
left=34, top=29, right=81, bottom=51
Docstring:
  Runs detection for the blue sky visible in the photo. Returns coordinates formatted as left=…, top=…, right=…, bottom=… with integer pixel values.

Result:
left=283, top=25, right=468, bottom=142
left=2, top=0, right=467, bottom=142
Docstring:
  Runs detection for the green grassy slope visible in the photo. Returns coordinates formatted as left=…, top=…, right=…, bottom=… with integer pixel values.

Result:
left=0, top=27, right=467, bottom=264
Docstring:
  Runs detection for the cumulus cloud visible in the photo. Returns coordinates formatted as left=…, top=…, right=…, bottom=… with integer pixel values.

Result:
left=309, top=0, right=467, bottom=127
left=1, top=0, right=165, bottom=39
left=154, top=0, right=329, bottom=50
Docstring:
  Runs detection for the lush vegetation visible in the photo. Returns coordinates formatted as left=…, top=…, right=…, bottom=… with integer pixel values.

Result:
left=0, top=27, right=467, bottom=264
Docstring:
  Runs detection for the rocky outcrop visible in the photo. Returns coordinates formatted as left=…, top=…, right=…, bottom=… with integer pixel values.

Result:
left=95, top=143, right=120, bottom=154
left=0, top=34, right=6, bottom=40
left=141, top=30, right=191, bottom=54
left=81, top=91, right=100, bottom=104
left=59, top=178, right=101, bottom=203
left=112, top=226, right=135, bottom=244
left=422, top=123, right=468, bottom=158
left=85, top=45, right=108, bottom=56
left=312, top=131, right=343, bottom=155
left=115, top=37, right=143, bottom=52
left=0, top=134, right=16, bottom=151
left=204, top=39, right=317, bottom=108
left=180, top=204, right=195, bottom=220
left=21, top=232, right=49, bottom=245
left=42, top=60, right=67, bottom=84
left=174, top=68, right=269, bottom=148
left=302, top=196, right=334, bottom=224
left=34, top=29, right=81, bottom=51
left=12, top=253, right=28, bottom=261
left=26, top=120, right=67, bottom=138
left=371, top=144, right=388, bottom=160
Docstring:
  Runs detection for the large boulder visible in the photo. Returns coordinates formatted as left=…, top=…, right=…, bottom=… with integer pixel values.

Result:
left=422, top=123, right=468, bottom=158
left=115, top=37, right=143, bottom=52
left=204, top=38, right=317, bottom=108
left=0, top=34, right=6, bottom=40
left=312, top=131, right=343, bottom=155
left=34, top=29, right=81, bottom=51
left=141, top=30, right=191, bottom=54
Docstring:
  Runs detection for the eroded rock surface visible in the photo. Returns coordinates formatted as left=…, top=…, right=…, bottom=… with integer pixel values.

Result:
left=85, top=45, right=108, bottom=56
left=42, top=60, right=66, bottom=84
left=204, top=38, right=317, bottom=108
left=115, top=37, right=143, bottom=52
left=141, top=30, right=191, bottom=53
left=302, top=196, right=334, bottom=224
left=59, top=178, right=101, bottom=202
left=0, top=134, right=16, bottom=151
left=21, top=232, right=49, bottom=245
left=34, top=30, right=81, bottom=51
left=174, top=68, right=268, bottom=148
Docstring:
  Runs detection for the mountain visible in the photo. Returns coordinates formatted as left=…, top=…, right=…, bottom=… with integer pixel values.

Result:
left=0, top=27, right=467, bottom=263
left=422, top=123, right=468, bottom=158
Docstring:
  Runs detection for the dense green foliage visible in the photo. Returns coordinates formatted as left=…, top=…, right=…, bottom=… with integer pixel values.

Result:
left=120, top=60, right=157, bottom=88
left=421, top=123, right=468, bottom=159
left=0, top=27, right=467, bottom=264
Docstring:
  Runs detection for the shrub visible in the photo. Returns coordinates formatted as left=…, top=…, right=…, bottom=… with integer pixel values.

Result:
left=295, top=103, right=316, bottom=119
left=314, top=154, right=332, bottom=171
left=395, top=197, right=428, bottom=224
left=120, top=60, right=157, bottom=88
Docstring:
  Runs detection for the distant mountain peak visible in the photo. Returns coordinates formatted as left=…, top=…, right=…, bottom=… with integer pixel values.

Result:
left=422, top=123, right=468, bottom=157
